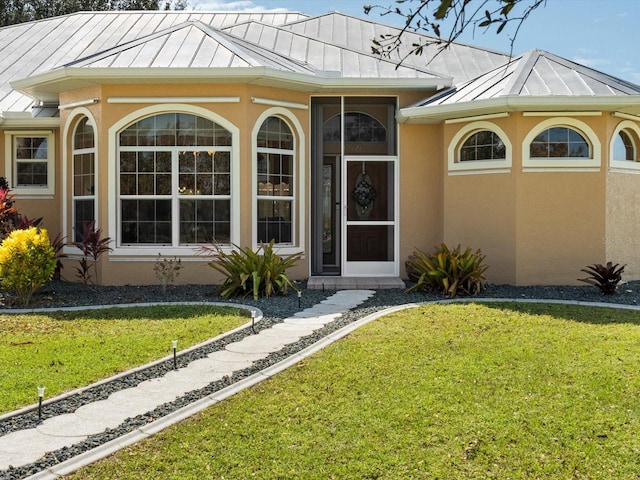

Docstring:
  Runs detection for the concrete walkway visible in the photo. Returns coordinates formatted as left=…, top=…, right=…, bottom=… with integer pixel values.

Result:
left=0, top=290, right=375, bottom=479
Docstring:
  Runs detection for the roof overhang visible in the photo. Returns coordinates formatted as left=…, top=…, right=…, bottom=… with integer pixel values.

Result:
left=12, top=67, right=451, bottom=104
left=398, top=95, right=640, bottom=124
left=0, top=111, right=59, bottom=128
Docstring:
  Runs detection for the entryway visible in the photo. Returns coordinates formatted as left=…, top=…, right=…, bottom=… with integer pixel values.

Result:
left=310, top=96, right=400, bottom=284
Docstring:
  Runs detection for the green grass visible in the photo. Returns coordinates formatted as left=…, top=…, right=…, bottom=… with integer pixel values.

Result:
left=0, top=305, right=248, bottom=413
left=69, top=302, right=640, bottom=479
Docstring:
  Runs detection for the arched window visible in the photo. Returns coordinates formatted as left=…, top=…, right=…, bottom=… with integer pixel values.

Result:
left=459, top=130, right=506, bottom=161
left=613, top=130, right=635, bottom=161
left=73, top=116, right=96, bottom=242
left=323, top=112, right=387, bottom=143
left=118, top=113, right=232, bottom=246
left=529, top=126, right=590, bottom=158
left=256, top=116, right=294, bottom=244
left=447, top=121, right=512, bottom=174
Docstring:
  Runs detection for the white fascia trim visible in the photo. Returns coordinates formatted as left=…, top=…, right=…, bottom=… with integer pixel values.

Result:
left=13, top=67, right=448, bottom=95
left=398, top=96, right=640, bottom=123
left=59, top=98, right=99, bottom=110
left=612, top=111, right=640, bottom=121
left=522, top=111, right=602, bottom=117
left=444, top=112, right=510, bottom=124
left=251, top=97, right=308, bottom=110
left=107, top=97, right=240, bottom=104
left=0, top=117, right=60, bottom=128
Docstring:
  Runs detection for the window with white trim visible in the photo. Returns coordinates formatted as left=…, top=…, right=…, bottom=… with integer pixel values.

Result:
left=447, top=121, right=512, bottom=174
left=73, top=117, right=96, bottom=242
left=530, top=127, right=590, bottom=158
left=256, top=116, right=294, bottom=244
left=610, top=121, right=640, bottom=171
left=118, top=113, right=232, bottom=246
left=459, top=130, right=506, bottom=161
left=522, top=118, right=601, bottom=171
left=4, top=131, right=55, bottom=195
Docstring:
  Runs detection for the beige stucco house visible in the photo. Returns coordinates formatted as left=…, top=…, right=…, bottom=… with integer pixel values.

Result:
left=3, top=10, right=640, bottom=287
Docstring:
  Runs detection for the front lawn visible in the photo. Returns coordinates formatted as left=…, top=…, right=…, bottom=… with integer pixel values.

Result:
left=69, top=302, right=640, bottom=479
left=0, top=304, right=248, bottom=413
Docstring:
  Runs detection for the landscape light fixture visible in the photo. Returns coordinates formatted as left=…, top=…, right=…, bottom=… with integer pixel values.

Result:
left=251, top=310, right=257, bottom=334
left=298, top=290, right=302, bottom=308
left=37, top=386, right=45, bottom=422
left=172, top=340, right=178, bottom=370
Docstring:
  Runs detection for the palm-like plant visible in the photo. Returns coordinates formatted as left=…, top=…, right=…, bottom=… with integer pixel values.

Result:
left=578, top=262, right=625, bottom=295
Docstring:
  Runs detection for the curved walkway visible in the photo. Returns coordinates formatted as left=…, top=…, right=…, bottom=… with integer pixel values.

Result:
left=2, top=294, right=639, bottom=480
left=0, top=290, right=375, bottom=480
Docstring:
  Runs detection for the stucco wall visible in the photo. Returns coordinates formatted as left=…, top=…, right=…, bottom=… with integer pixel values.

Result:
left=606, top=172, right=640, bottom=280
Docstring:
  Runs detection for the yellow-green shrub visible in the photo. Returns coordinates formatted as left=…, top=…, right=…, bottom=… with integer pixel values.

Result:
left=0, top=227, right=56, bottom=305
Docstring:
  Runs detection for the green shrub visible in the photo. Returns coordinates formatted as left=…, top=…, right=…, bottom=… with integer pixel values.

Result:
left=0, top=227, right=57, bottom=305
left=201, top=240, right=301, bottom=299
left=578, top=262, right=625, bottom=295
left=406, top=243, right=488, bottom=297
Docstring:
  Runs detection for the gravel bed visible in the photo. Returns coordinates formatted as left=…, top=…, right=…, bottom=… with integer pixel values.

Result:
left=2, top=279, right=640, bottom=479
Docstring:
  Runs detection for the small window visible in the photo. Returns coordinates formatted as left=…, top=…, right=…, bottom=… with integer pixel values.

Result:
left=447, top=121, right=512, bottom=174
left=522, top=118, right=600, bottom=171
left=530, top=127, right=590, bottom=158
left=4, top=132, right=55, bottom=195
left=610, top=121, right=640, bottom=171
left=613, top=130, right=635, bottom=161
left=459, top=130, right=506, bottom=161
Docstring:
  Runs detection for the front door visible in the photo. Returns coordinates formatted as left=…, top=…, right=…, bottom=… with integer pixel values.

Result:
left=311, top=96, right=399, bottom=277
left=343, top=156, right=397, bottom=276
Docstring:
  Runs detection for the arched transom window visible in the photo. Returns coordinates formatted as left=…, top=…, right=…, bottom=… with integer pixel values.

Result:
left=613, top=130, right=636, bottom=161
left=118, top=113, right=232, bottom=246
left=530, top=126, right=590, bottom=158
left=459, top=130, right=506, bottom=161
left=256, top=116, right=294, bottom=245
left=323, top=112, right=387, bottom=143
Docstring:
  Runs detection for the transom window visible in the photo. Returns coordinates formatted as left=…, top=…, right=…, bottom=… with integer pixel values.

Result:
left=118, top=113, right=231, bottom=246
left=459, top=130, right=506, bottom=161
left=256, top=117, right=294, bottom=244
left=73, top=117, right=96, bottom=242
left=613, top=130, right=635, bottom=161
left=323, top=112, right=387, bottom=143
left=530, top=127, right=590, bottom=158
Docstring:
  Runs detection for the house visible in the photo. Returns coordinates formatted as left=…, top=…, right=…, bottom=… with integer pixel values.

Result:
left=2, top=10, right=640, bottom=287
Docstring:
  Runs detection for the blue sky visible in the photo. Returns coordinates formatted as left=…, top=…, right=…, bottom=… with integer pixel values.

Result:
left=187, top=0, right=640, bottom=84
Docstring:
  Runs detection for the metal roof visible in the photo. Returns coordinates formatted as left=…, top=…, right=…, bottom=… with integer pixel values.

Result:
left=0, top=11, right=306, bottom=113
left=222, top=20, right=447, bottom=81
left=2, top=10, right=640, bottom=120
left=399, top=50, right=640, bottom=123
left=281, top=12, right=511, bottom=85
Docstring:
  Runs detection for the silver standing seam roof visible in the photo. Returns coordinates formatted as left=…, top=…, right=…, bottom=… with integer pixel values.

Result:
left=1, top=10, right=640, bottom=119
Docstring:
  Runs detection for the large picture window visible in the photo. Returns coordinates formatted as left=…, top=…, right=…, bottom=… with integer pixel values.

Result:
left=73, top=117, right=96, bottom=242
left=256, top=116, right=294, bottom=244
left=118, top=113, right=232, bottom=246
